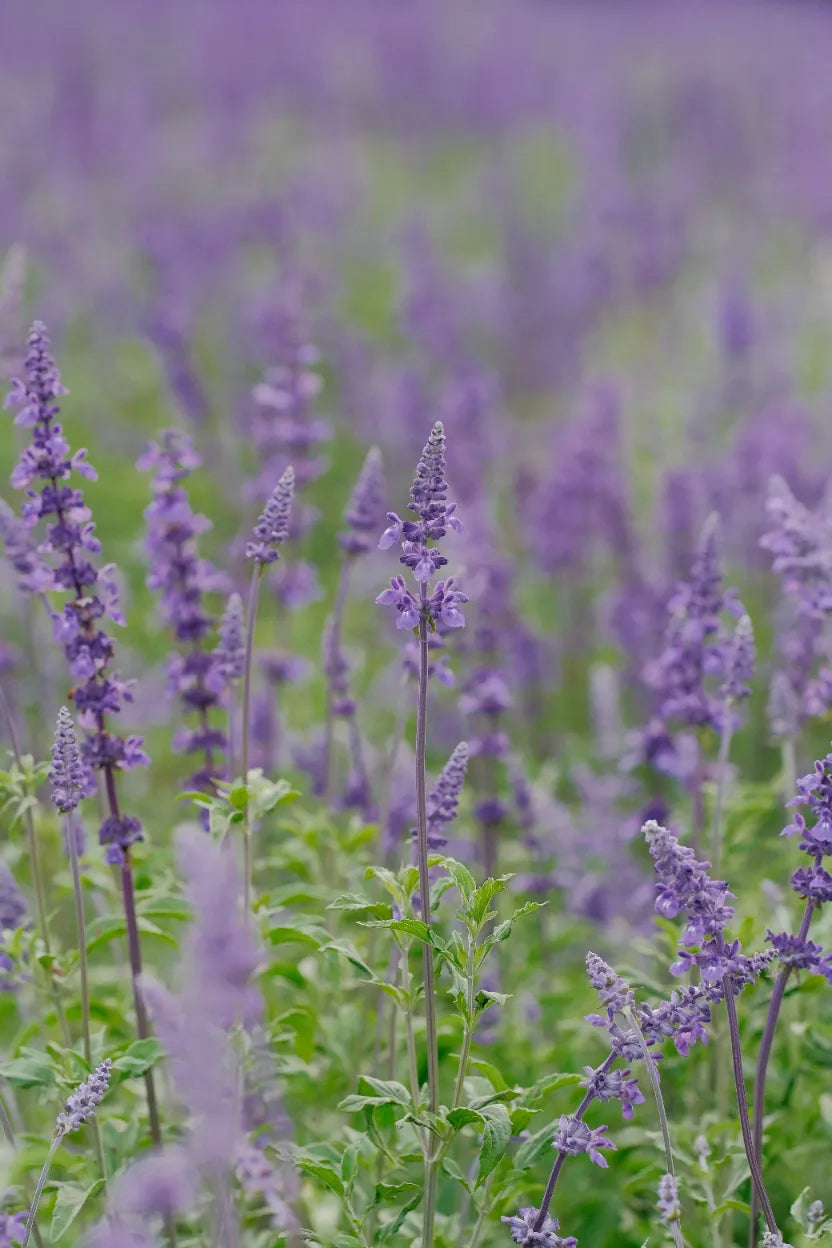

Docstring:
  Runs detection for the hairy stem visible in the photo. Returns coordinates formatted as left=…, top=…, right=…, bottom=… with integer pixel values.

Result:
left=415, top=594, right=440, bottom=1248
left=21, top=1136, right=60, bottom=1248
left=627, top=1008, right=684, bottom=1248
left=241, top=566, right=262, bottom=915
left=722, top=977, right=777, bottom=1235
left=748, top=901, right=813, bottom=1248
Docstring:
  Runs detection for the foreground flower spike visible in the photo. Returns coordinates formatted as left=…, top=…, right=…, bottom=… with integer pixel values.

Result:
left=48, top=706, right=86, bottom=813
left=55, top=1059, right=111, bottom=1136
left=425, top=741, right=469, bottom=848
left=501, top=1206, right=577, bottom=1246
left=139, top=430, right=228, bottom=791
left=246, top=466, right=295, bottom=564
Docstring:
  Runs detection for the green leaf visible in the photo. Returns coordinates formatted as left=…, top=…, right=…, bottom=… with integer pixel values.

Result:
left=513, top=1122, right=556, bottom=1171
left=442, top=858, right=476, bottom=900
left=85, top=915, right=177, bottom=954
left=476, top=1103, right=512, bottom=1186
left=135, top=896, right=191, bottom=921
left=446, top=1107, right=484, bottom=1130
left=266, top=923, right=327, bottom=948
left=113, top=1038, right=166, bottom=1078
left=341, top=1142, right=360, bottom=1187
left=469, top=1058, right=509, bottom=1092
left=327, top=893, right=391, bottom=920
left=358, top=1077, right=412, bottom=1104
left=0, top=1054, right=55, bottom=1088
left=50, top=1180, right=104, bottom=1240
left=298, top=1158, right=344, bottom=1197
left=375, top=1181, right=421, bottom=1204
left=321, top=940, right=374, bottom=978
left=379, top=1190, right=422, bottom=1241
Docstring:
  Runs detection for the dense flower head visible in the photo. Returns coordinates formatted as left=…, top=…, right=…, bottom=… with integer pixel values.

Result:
left=376, top=575, right=467, bottom=632
left=722, top=612, right=755, bottom=703
left=501, top=1207, right=577, bottom=1247
left=0, top=861, right=26, bottom=933
left=56, top=1058, right=112, bottom=1134
left=761, top=476, right=832, bottom=620
left=339, top=446, right=385, bottom=556
left=424, top=741, right=469, bottom=849
left=579, top=1064, right=644, bottom=1120
left=766, top=931, right=831, bottom=978
left=585, top=952, right=635, bottom=1018
left=215, top=593, right=245, bottom=684
left=784, top=751, right=832, bottom=857
left=5, top=321, right=148, bottom=862
left=656, top=1173, right=680, bottom=1226
left=379, top=421, right=462, bottom=583
left=49, top=706, right=87, bottom=813
left=553, top=1115, right=616, bottom=1167
left=645, top=514, right=744, bottom=734
left=247, top=467, right=295, bottom=565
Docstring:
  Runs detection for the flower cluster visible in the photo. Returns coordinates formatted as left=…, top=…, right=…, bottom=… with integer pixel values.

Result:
left=424, top=741, right=469, bottom=849
left=0, top=496, right=52, bottom=593
left=138, top=430, right=228, bottom=790
left=49, top=706, right=86, bottom=813
left=377, top=422, right=466, bottom=632
left=55, top=1059, right=112, bottom=1135
left=645, top=515, right=745, bottom=737
left=215, top=593, right=245, bottom=684
left=553, top=1115, right=616, bottom=1168
left=4, top=322, right=148, bottom=863
left=0, top=861, right=26, bottom=987
left=501, top=1207, right=577, bottom=1247
left=339, top=446, right=385, bottom=557
left=246, top=467, right=295, bottom=566
left=656, top=1173, right=681, bottom=1226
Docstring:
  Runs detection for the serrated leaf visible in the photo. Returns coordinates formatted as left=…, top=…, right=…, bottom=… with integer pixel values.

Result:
left=0, top=1054, right=55, bottom=1088
left=113, top=1038, right=166, bottom=1078
left=447, top=1107, right=484, bottom=1130
left=50, top=1180, right=104, bottom=1240
left=476, top=1103, right=512, bottom=1186
left=298, top=1158, right=344, bottom=1196
left=375, top=1181, right=421, bottom=1203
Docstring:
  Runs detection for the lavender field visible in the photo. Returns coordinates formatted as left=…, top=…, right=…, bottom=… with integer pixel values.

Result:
left=3, top=2, right=832, bottom=1245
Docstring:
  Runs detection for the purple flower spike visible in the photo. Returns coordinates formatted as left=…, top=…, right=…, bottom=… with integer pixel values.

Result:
left=501, top=1207, right=577, bottom=1247
left=657, top=1174, right=681, bottom=1226
left=0, top=496, right=53, bottom=593
left=56, top=1058, right=112, bottom=1135
left=424, top=742, right=469, bottom=849
left=553, top=1115, right=616, bottom=1168
left=49, top=706, right=86, bottom=813
left=247, top=467, right=295, bottom=565
left=215, top=593, right=245, bottom=684
left=339, top=446, right=385, bottom=557
left=0, top=861, right=26, bottom=933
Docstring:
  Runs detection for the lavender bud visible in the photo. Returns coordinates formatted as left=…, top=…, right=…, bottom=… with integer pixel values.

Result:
left=215, top=593, right=245, bottom=683
left=656, top=1173, right=680, bottom=1226
left=55, top=1058, right=111, bottom=1135
left=49, top=706, right=87, bottom=813
left=424, top=741, right=469, bottom=849
left=246, top=467, right=294, bottom=565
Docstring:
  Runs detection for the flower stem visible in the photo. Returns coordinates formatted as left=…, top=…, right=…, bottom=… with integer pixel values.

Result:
left=21, top=1135, right=60, bottom=1248
left=534, top=1057, right=612, bottom=1228
left=748, top=901, right=813, bottom=1248
left=415, top=594, right=440, bottom=1248
left=722, top=976, right=777, bottom=1235
left=241, top=566, right=262, bottom=915
left=627, top=1008, right=684, bottom=1248
left=322, top=560, right=352, bottom=801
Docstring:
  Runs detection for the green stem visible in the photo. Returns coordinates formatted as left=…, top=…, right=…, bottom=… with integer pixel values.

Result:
left=627, top=1008, right=684, bottom=1248
left=451, top=937, right=476, bottom=1112
left=241, top=567, right=262, bottom=915
left=21, top=1136, right=60, bottom=1248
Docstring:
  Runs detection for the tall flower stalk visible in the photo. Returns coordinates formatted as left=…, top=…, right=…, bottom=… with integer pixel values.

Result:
left=3, top=322, right=160, bottom=1147
left=377, top=420, right=466, bottom=1248
left=242, top=466, right=294, bottom=912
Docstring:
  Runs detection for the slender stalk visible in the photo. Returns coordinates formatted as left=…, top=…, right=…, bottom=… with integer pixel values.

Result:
left=379, top=676, right=408, bottom=863
left=241, top=566, right=262, bottom=915
left=415, top=593, right=441, bottom=1248
left=534, top=1056, right=613, bottom=1229
left=627, top=1008, right=684, bottom=1248
left=119, top=851, right=162, bottom=1151
left=0, top=681, right=71, bottom=1046
left=451, top=938, right=476, bottom=1111
left=712, top=717, right=733, bottom=877
left=0, top=1094, right=14, bottom=1147
left=722, top=976, right=777, bottom=1235
left=748, top=901, right=814, bottom=1248
left=21, top=1136, right=60, bottom=1248
left=323, top=560, right=352, bottom=801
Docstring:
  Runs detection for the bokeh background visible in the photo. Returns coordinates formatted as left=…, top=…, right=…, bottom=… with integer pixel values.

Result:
left=4, top=2, right=832, bottom=1243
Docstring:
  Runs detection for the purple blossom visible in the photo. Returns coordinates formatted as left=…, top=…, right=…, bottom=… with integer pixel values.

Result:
left=246, top=467, right=295, bottom=565
left=656, top=1173, right=681, bottom=1227
left=215, top=593, right=245, bottom=684
left=0, top=861, right=26, bottom=934
left=765, top=931, right=831, bottom=978
left=0, top=1212, right=26, bottom=1248
left=0, top=497, right=52, bottom=593
left=553, top=1115, right=616, bottom=1168
left=48, top=706, right=86, bottom=813
left=722, top=613, right=755, bottom=704
left=56, top=1059, right=112, bottom=1134
left=138, top=430, right=227, bottom=790
left=579, top=1065, right=644, bottom=1120
left=424, top=741, right=469, bottom=849
left=501, top=1207, right=577, bottom=1247
left=761, top=476, right=832, bottom=620
left=113, top=1148, right=198, bottom=1221
left=5, top=322, right=147, bottom=863
left=339, top=446, right=385, bottom=557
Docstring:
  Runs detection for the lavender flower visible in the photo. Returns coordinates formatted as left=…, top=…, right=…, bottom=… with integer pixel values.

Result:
left=0, top=1213, right=26, bottom=1248
left=215, top=593, right=245, bottom=683
left=138, top=431, right=227, bottom=790
left=339, top=446, right=385, bottom=557
left=553, top=1116, right=616, bottom=1168
left=656, top=1173, right=681, bottom=1226
left=722, top=613, right=755, bottom=704
left=501, top=1207, right=577, bottom=1247
left=48, top=706, right=86, bottom=813
left=579, top=1065, right=644, bottom=1120
left=55, top=1059, right=111, bottom=1135
left=424, top=742, right=469, bottom=848
left=0, top=497, right=52, bottom=593
left=0, top=861, right=26, bottom=934
left=5, top=321, right=148, bottom=863
left=246, top=467, right=294, bottom=565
